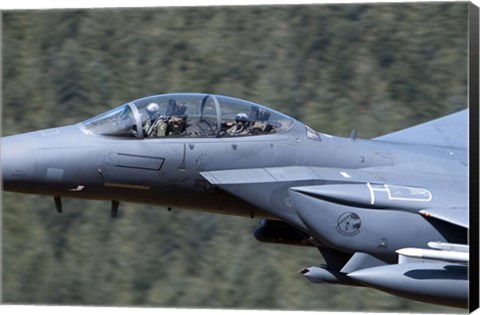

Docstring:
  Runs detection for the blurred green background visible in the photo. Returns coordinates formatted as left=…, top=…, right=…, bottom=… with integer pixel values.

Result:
left=2, top=3, right=468, bottom=312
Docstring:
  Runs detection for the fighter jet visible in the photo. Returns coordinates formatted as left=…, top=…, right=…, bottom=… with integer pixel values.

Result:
left=1, top=93, right=468, bottom=308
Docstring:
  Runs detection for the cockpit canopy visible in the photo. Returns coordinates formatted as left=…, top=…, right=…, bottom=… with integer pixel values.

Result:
left=81, top=94, right=295, bottom=139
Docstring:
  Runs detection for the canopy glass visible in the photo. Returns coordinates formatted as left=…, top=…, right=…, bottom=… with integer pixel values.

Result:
left=82, top=94, right=295, bottom=138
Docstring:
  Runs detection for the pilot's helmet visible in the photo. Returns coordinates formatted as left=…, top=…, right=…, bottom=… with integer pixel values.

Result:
left=235, top=112, right=249, bottom=123
left=146, top=103, right=160, bottom=118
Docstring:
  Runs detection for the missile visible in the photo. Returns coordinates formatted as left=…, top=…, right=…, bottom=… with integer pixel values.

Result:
left=396, top=247, right=468, bottom=264
left=428, top=241, right=469, bottom=252
left=291, top=183, right=432, bottom=211
left=347, top=262, right=467, bottom=308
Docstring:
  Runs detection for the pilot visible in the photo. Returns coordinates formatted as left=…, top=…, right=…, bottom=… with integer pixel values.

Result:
left=143, top=103, right=166, bottom=137
left=227, top=112, right=251, bottom=136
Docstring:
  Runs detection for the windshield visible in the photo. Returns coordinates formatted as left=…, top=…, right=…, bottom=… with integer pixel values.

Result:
left=82, top=105, right=137, bottom=137
left=82, top=94, right=295, bottom=138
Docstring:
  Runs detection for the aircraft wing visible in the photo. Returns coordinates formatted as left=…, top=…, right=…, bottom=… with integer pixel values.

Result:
left=201, top=166, right=364, bottom=185
left=419, top=207, right=468, bottom=229
left=201, top=165, right=468, bottom=229
left=373, top=109, right=468, bottom=150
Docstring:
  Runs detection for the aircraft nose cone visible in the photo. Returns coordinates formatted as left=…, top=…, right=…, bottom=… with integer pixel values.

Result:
left=1, top=133, right=37, bottom=192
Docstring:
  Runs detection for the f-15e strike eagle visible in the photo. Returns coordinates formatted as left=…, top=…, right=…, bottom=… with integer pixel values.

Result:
left=1, top=93, right=469, bottom=308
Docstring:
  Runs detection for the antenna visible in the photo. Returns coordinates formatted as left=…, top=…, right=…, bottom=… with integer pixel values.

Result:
left=350, top=129, right=358, bottom=141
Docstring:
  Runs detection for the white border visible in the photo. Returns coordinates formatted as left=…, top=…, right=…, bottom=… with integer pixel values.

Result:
left=1, top=1, right=477, bottom=315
